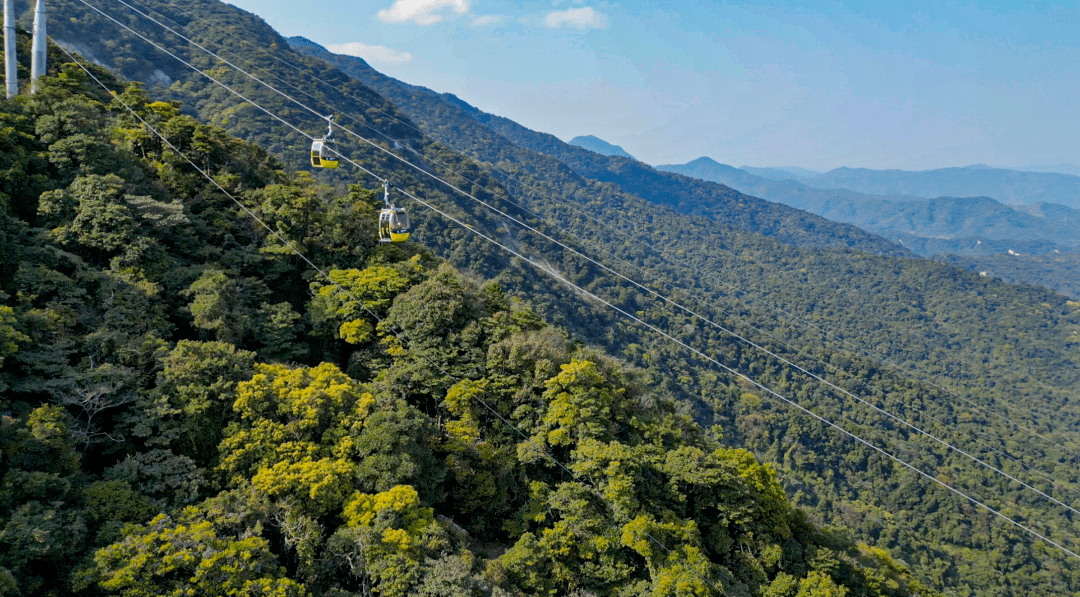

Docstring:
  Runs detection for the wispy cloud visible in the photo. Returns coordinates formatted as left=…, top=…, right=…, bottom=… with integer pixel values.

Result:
left=544, top=6, right=608, bottom=29
left=377, top=0, right=471, bottom=25
left=327, top=42, right=413, bottom=64
left=472, top=14, right=506, bottom=26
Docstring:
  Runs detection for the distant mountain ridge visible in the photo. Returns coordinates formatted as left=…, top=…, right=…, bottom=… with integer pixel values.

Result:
left=741, top=165, right=824, bottom=184
left=568, top=134, right=636, bottom=160
left=1016, top=163, right=1080, bottom=177
left=740, top=163, right=1080, bottom=208
left=658, top=157, right=1080, bottom=256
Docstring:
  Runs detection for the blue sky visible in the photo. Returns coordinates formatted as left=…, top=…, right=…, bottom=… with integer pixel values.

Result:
left=223, top=0, right=1079, bottom=170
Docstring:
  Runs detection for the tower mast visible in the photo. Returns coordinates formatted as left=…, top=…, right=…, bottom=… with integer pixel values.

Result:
left=30, top=0, right=45, bottom=94
left=3, top=0, right=16, bottom=98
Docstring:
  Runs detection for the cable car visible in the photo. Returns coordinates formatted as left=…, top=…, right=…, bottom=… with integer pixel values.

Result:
left=378, top=181, right=410, bottom=243
left=310, top=116, right=339, bottom=169
left=379, top=207, right=411, bottom=243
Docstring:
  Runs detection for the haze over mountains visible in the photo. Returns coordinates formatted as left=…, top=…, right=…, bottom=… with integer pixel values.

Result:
left=658, top=157, right=1080, bottom=254
left=1015, top=163, right=1080, bottom=177
left=652, top=155, right=1080, bottom=297
left=739, top=163, right=1080, bottom=209
left=745, top=163, right=1080, bottom=191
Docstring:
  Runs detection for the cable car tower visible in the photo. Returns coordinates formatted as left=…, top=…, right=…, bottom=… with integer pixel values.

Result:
left=310, top=115, right=339, bottom=169
left=378, top=181, right=410, bottom=243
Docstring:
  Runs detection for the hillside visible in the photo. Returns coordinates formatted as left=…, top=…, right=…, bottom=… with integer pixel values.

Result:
left=568, top=134, right=637, bottom=160
left=937, top=252, right=1080, bottom=301
left=7, top=59, right=965, bottom=596
left=286, top=39, right=908, bottom=258
left=7, top=1, right=1080, bottom=594
left=0, top=34, right=956, bottom=597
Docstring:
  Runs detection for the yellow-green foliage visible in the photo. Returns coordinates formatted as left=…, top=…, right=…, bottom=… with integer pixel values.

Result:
left=90, top=510, right=308, bottom=597
left=219, top=362, right=372, bottom=516
left=338, top=486, right=449, bottom=597
left=0, top=306, right=27, bottom=367
left=309, top=260, right=421, bottom=343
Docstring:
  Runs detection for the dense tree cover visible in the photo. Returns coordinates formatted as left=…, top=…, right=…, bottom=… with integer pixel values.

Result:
left=937, top=251, right=1080, bottom=300
left=298, top=37, right=1080, bottom=595
left=20, top=2, right=1080, bottom=592
left=0, top=56, right=946, bottom=596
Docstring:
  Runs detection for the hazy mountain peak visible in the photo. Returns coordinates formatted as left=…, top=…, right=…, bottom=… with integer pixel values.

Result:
left=568, top=135, right=636, bottom=160
left=684, top=156, right=735, bottom=169
left=686, top=156, right=721, bottom=166
left=658, top=158, right=782, bottom=188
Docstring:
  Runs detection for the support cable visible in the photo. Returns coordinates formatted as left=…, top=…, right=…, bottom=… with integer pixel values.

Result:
left=54, top=41, right=709, bottom=587
left=96, top=0, right=1080, bottom=518
left=56, top=29, right=1080, bottom=569
left=394, top=182, right=1080, bottom=564
left=117, top=0, right=1080, bottom=468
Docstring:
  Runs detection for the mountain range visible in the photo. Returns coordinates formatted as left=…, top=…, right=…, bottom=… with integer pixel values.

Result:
left=739, top=163, right=1080, bottom=208
left=751, top=162, right=1080, bottom=193
left=658, top=157, right=1080, bottom=254
left=656, top=157, right=1080, bottom=297
left=652, top=153, right=1080, bottom=295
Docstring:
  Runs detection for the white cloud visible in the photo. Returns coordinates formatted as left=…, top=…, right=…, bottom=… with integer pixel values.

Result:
left=377, top=0, right=470, bottom=25
left=327, top=42, right=413, bottom=64
left=544, top=6, right=607, bottom=29
left=472, top=14, right=506, bottom=26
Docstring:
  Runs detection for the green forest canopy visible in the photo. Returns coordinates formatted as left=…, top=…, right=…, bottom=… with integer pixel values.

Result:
left=0, top=57, right=953, bottom=596
left=4, top=3, right=1080, bottom=593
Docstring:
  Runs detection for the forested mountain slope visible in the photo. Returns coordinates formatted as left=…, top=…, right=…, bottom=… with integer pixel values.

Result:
left=0, top=40, right=951, bottom=597
left=937, top=252, right=1080, bottom=301
left=10, top=1, right=1080, bottom=594
left=288, top=37, right=907, bottom=258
